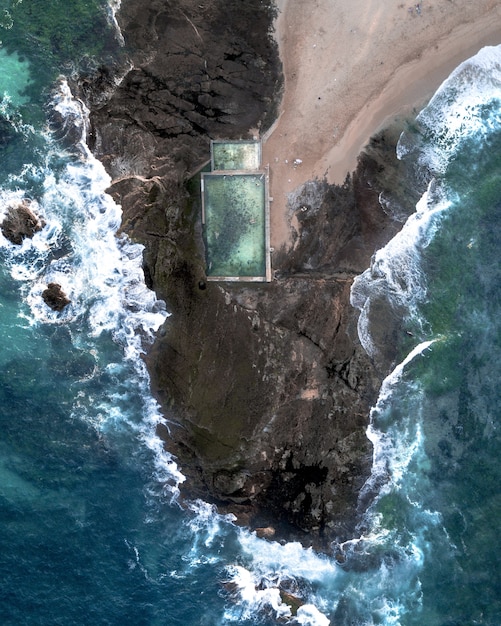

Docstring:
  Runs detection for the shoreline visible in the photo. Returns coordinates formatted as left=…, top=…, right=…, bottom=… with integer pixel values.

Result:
left=264, top=0, right=501, bottom=250
left=92, top=0, right=500, bottom=543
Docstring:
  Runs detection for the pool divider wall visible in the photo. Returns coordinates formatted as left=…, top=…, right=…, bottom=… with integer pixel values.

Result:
left=201, top=175, right=205, bottom=224
left=264, top=164, right=272, bottom=282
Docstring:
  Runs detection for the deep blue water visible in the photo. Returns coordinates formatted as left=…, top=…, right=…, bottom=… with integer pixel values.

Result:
left=0, top=2, right=500, bottom=625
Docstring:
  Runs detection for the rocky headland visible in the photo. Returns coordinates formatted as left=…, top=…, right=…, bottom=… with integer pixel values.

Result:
left=79, top=0, right=424, bottom=547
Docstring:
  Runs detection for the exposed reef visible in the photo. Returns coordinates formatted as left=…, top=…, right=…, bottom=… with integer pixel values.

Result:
left=79, top=0, right=422, bottom=547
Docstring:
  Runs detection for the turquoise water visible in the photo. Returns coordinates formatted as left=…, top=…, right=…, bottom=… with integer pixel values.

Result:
left=0, top=48, right=31, bottom=105
left=1, top=3, right=501, bottom=624
left=350, top=46, right=501, bottom=624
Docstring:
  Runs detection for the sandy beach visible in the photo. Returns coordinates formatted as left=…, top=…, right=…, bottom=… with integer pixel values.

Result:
left=263, top=0, right=501, bottom=249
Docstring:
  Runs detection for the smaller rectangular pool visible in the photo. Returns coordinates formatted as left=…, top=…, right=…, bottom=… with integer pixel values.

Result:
left=211, top=140, right=261, bottom=172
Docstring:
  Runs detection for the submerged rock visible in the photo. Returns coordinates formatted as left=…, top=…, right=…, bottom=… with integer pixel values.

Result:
left=1, top=201, right=44, bottom=244
left=42, top=283, right=71, bottom=312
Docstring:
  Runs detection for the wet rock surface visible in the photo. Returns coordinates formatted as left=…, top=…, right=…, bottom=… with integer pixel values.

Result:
left=1, top=201, right=44, bottom=245
left=42, top=283, right=71, bottom=312
left=80, top=0, right=419, bottom=548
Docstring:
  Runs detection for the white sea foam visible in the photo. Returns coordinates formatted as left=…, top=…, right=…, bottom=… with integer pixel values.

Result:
left=397, top=44, right=501, bottom=173
left=352, top=47, right=501, bottom=514
left=296, top=605, right=331, bottom=626
left=351, top=50, right=501, bottom=520
left=360, top=46, right=501, bottom=363
left=223, top=563, right=333, bottom=626
left=50, top=78, right=90, bottom=146
left=139, top=395, right=185, bottom=492
left=223, top=564, right=294, bottom=622
left=221, top=528, right=337, bottom=624
left=344, top=46, right=495, bottom=618
left=0, top=80, right=184, bottom=496
left=373, top=339, right=436, bottom=414
left=186, top=499, right=236, bottom=551
left=24, top=80, right=168, bottom=345
left=351, top=184, right=449, bottom=358
left=344, top=343, right=445, bottom=623
left=363, top=340, right=436, bottom=495
left=237, top=529, right=338, bottom=582
left=181, top=500, right=337, bottom=623
left=106, top=0, right=125, bottom=46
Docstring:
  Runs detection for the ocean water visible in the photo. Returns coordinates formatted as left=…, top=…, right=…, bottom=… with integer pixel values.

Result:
left=0, top=3, right=500, bottom=624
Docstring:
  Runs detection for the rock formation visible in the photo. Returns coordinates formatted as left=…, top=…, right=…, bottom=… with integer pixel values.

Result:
left=78, top=0, right=421, bottom=547
left=145, top=139, right=417, bottom=545
left=84, top=0, right=281, bottom=185
left=42, top=283, right=71, bottom=312
left=1, top=201, right=44, bottom=245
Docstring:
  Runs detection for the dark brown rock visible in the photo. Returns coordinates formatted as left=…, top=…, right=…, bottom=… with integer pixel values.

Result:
left=42, top=283, right=71, bottom=312
left=83, top=0, right=282, bottom=185
left=79, top=0, right=419, bottom=548
left=280, top=590, right=304, bottom=616
left=139, top=143, right=415, bottom=547
left=1, top=201, right=44, bottom=245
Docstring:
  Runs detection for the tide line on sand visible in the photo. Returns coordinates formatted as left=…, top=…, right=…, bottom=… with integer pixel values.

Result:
left=263, top=0, right=501, bottom=249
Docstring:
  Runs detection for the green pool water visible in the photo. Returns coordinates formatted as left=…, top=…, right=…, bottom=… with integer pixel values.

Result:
left=202, top=172, right=267, bottom=279
left=211, top=140, right=261, bottom=171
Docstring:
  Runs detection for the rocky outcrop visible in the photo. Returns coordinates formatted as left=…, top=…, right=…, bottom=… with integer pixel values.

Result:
left=42, top=283, right=71, bottom=311
left=1, top=201, right=44, bottom=244
left=84, top=0, right=281, bottom=185
left=80, top=0, right=419, bottom=547
left=144, top=141, right=416, bottom=545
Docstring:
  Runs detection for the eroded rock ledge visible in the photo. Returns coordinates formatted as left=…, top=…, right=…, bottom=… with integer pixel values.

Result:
left=81, top=0, right=421, bottom=547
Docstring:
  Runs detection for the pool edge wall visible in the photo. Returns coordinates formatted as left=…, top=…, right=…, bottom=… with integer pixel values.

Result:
left=201, top=169, right=271, bottom=282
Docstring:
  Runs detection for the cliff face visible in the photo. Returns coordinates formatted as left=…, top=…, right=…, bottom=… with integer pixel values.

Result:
left=82, top=0, right=419, bottom=546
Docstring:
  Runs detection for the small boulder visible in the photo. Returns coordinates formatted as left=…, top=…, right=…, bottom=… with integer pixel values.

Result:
left=255, top=526, right=276, bottom=539
left=1, top=201, right=44, bottom=244
left=42, top=283, right=71, bottom=312
left=279, top=590, right=304, bottom=616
